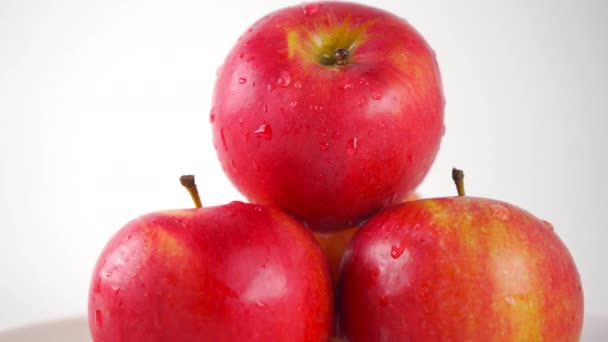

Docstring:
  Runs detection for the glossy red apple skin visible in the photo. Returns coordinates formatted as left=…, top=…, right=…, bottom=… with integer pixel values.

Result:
left=338, top=197, right=583, bottom=341
left=211, top=2, right=444, bottom=232
left=89, top=202, right=334, bottom=341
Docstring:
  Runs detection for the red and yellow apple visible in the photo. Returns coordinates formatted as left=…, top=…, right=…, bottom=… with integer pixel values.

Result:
left=88, top=179, right=334, bottom=341
left=337, top=171, right=583, bottom=341
left=211, top=2, right=444, bottom=232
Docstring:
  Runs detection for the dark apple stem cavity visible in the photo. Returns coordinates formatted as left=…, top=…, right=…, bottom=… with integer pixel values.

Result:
left=320, top=48, right=350, bottom=66
left=452, top=168, right=466, bottom=197
left=180, top=175, right=203, bottom=208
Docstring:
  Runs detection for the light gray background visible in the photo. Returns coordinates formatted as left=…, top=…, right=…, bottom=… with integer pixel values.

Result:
left=1, top=0, right=606, bottom=331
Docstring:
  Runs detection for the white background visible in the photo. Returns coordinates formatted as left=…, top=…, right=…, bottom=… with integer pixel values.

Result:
left=1, top=0, right=607, bottom=331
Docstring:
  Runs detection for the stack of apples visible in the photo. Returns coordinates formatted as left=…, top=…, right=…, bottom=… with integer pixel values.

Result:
left=88, top=2, right=583, bottom=341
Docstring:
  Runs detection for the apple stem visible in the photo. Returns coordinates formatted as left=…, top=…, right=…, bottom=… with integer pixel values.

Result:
left=452, top=168, right=466, bottom=197
left=179, top=175, right=203, bottom=208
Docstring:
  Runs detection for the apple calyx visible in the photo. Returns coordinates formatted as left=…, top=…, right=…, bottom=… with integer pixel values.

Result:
left=451, top=168, right=466, bottom=197
left=180, top=175, right=203, bottom=208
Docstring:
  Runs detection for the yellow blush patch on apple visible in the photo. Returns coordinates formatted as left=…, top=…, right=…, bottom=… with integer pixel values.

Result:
left=286, top=16, right=375, bottom=67
left=157, top=209, right=194, bottom=218
left=156, top=229, right=186, bottom=257
left=421, top=199, right=544, bottom=339
left=487, top=226, right=543, bottom=341
left=142, top=224, right=187, bottom=258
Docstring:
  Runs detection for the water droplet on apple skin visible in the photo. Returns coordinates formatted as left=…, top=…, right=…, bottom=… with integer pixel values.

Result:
left=371, top=89, right=383, bottom=100
left=504, top=296, right=516, bottom=305
left=220, top=128, right=229, bottom=151
left=347, top=138, right=358, bottom=155
left=111, top=285, right=121, bottom=295
left=542, top=220, right=554, bottom=231
left=277, top=71, right=291, bottom=87
left=490, top=204, right=511, bottom=221
left=254, top=123, right=272, bottom=140
left=302, top=3, right=321, bottom=15
left=390, top=244, right=405, bottom=259
left=95, top=310, right=103, bottom=328
left=319, top=141, right=329, bottom=152
left=238, top=77, right=247, bottom=84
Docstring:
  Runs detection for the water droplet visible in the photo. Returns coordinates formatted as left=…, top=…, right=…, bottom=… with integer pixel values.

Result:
left=262, top=104, right=268, bottom=112
left=391, top=244, right=405, bottom=259
left=319, top=141, right=329, bottom=151
left=251, top=81, right=256, bottom=87
left=293, top=81, right=302, bottom=89
left=267, top=83, right=276, bottom=91
left=255, top=300, right=265, bottom=307
left=238, top=78, right=247, bottom=84
left=289, top=100, right=298, bottom=108
left=277, top=71, right=291, bottom=87
left=406, top=153, right=414, bottom=164
left=220, top=128, right=228, bottom=151
left=209, top=110, right=215, bottom=123
left=94, top=277, right=102, bottom=293
left=239, top=53, right=244, bottom=59
left=313, top=105, right=323, bottom=112
left=95, top=310, right=103, bottom=328
left=371, top=90, right=383, bottom=100
left=319, top=172, right=327, bottom=179
left=111, top=285, right=121, bottom=294
left=302, top=3, right=320, bottom=15
left=105, top=270, right=112, bottom=278
left=358, top=96, right=367, bottom=105
left=339, top=81, right=353, bottom=90
left=254, top=206, right=263, bottom=213
left=238, top=117, right=244, bottom=125
left=254, top=123, right=272, bottom=140
left=379, top=296, right=389, bottom=308
left=504, top=296, right=516, bottom=305
left=359, top=77, right=369, bottom=85
left=347, top=138, right=358, bottom=155
left=542, top=220, right=554, bottom=231
left=231, top=159, right=238, bottom=171
left=391, top=192, right=400, bottom=201
left=319, top=128, right=329, bottom=138
left=490, top=204, right=511, bottom=221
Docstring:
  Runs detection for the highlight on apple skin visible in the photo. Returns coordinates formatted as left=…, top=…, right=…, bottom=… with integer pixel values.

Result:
left=211, top=1, right=445, bottom=232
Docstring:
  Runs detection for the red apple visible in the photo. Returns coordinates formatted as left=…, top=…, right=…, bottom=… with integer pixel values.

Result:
left=338, top=170, right=583, bottom=341
left=89, top=176, right=334, bottom=341
left=211, top=2, right=444, bottom=232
